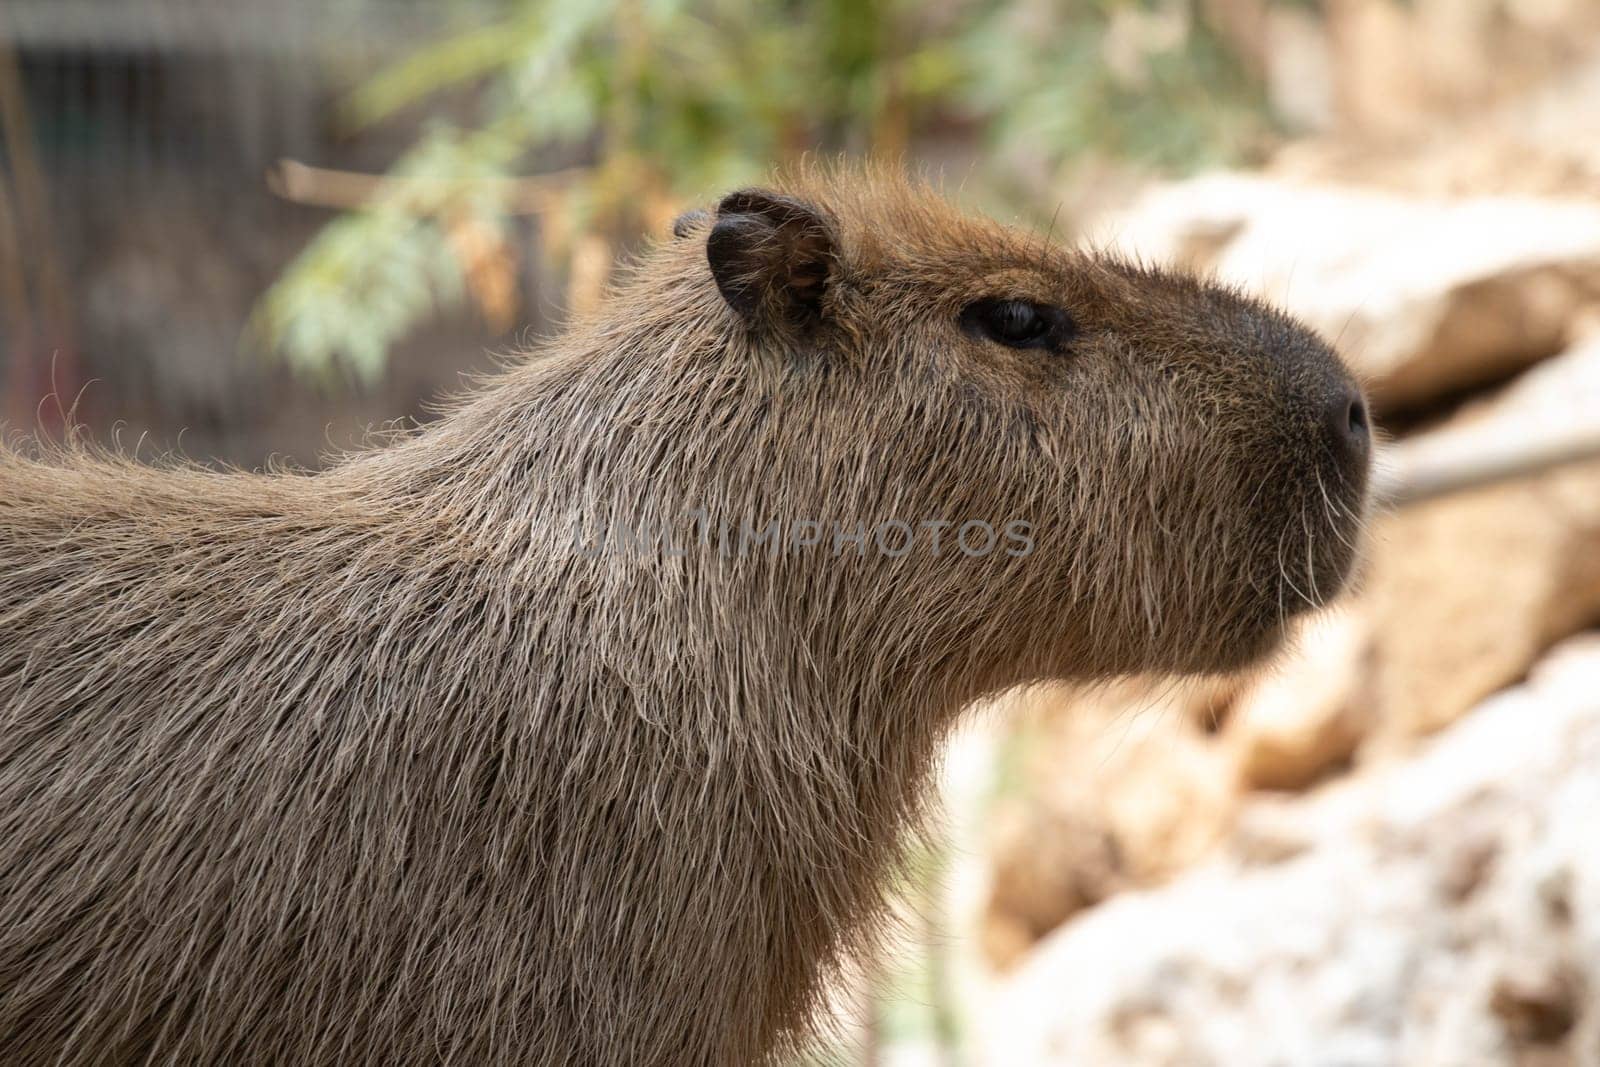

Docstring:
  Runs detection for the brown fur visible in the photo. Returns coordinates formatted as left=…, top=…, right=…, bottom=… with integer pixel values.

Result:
left=0, top=170, right=1368, bottom=1065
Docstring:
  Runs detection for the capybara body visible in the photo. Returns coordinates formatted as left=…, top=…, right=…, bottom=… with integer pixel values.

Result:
left=0, top=172, right=1370, bottom=1065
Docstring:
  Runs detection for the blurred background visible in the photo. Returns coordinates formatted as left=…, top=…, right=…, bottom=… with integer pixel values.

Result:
left=3, top=1, right=1600, bottom=1063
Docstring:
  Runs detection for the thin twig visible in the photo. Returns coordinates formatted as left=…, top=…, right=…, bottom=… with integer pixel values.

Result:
left=1377, top=413, right=1600, bottom=508
left=267, top=158, right=583, bottom=215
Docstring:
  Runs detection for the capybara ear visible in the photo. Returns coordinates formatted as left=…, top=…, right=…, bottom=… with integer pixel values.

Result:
left=707, top=189, right=837, bottom=328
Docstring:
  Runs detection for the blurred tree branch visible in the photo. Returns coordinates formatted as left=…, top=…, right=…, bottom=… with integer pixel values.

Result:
left=268, top=159, right=578, bottom=214
left=1377, top=413, right=1600, bottom=508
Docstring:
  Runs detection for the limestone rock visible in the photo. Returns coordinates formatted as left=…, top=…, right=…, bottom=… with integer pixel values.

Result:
left=979, top=682, right=1237, bottom=969
left=1226, top=606, right=1375, bottom=791
left=979, top=805, right=1123, bottom=972
left=977, top=635, right=1600, bottom=1067
left=1102, top=177, right=1600, bottom=411
left=1363, top=334, right=1600, bottom=742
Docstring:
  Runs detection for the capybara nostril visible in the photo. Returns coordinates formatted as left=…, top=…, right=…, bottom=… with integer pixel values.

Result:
left=1328, top=385, right=1371, bottom=469
left=1346, top=392, right=1369, bottom=439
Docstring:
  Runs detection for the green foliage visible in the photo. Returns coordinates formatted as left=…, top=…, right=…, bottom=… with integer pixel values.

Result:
left=256, top=0, right=1284, bottom=381
left=253, top=121, right=527, bottom=384
left=965, top=1, right=1276, bottom=178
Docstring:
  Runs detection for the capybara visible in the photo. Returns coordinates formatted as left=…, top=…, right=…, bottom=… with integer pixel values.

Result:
left=0, top=171, right=1371, bottom=1065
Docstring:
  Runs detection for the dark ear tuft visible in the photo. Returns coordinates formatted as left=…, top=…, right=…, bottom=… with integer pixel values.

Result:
left=707, top=189, right=836, bottom=327
left=671, top=209, right=709, bottom=239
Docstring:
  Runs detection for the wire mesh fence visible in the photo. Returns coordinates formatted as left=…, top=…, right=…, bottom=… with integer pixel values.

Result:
left=0, top=0, right=507, bottom=464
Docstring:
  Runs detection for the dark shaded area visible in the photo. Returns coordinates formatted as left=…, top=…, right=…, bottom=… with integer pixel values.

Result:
left=1, top=14, right=529, bottom=468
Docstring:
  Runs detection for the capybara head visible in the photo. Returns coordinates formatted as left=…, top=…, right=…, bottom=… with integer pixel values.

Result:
left=585, top=172, right=1369, bottom=698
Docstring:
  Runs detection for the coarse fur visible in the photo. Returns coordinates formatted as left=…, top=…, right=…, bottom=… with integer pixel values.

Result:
left=0, top=168, right=1369, bottom=1065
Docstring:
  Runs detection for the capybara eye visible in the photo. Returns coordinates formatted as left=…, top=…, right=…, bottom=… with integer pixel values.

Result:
left=960, top=298, right=1066, bottom=350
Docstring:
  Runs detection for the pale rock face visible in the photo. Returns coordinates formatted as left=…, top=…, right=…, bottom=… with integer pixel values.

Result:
left=979, top=682, right=1238, bottom=969
left=977, top=636, right=1600, bottom=1067
left=1362, top=334, right=1600, bottom=743
left=1099, top=177, right=1600, bottom=411
left=1226, top=605, right=1374, bottom=791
